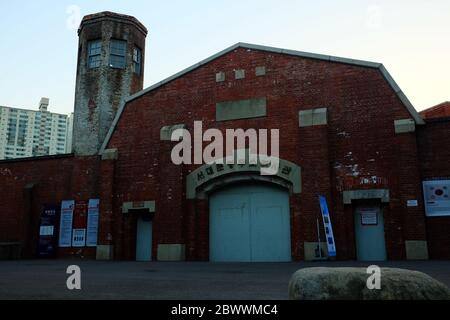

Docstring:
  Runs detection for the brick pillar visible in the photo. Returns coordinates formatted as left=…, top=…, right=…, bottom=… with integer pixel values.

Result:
left=185, top=199, right=197, bottom=260
left=290, top=195, right=302, bottom=260
left=96, top=148, right=118, bottom=260
left=393, top=122, right=428, bottom=260
left=298, top=108, right=334, bottom=260
left=196, top=199, right=209, bottom=261
left=156, top=124, right=187, bottom=261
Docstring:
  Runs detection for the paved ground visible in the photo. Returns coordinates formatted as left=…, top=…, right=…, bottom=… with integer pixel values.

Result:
left=0, top=260, right=449, bottom=299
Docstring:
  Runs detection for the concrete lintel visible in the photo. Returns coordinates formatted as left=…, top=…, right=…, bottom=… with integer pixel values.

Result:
left=216, top=97, right=266, bottom=121
left=343, top=188, right=390, bottom=204
left=313, top=108, right=328, bottom=125
left=101, top=148, right=118, bottom=160
left=157, top=244, right=186, bottom=261
left=405, top=240, right=429, bottom=260
left=299, top=109, right=313, bottom=127
left=24, top=182, right=36, bottom=189
left=122, top=201, right=156, bottom=213
left=299, top=107, right=328, bottom=127
left=160, top=124, right=186, bottom=141
left=394, top=118, right=415, bottom=134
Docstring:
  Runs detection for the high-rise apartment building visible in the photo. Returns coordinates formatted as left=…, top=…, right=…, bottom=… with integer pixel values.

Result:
left=0, top=98, right=73, bottom=160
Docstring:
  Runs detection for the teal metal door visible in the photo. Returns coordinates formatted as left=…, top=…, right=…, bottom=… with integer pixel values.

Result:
left=209, top=183, right=291, bottom=262
left=136, top=216, right=152, bottom=261
left=354, top=205, right=387, bottom=261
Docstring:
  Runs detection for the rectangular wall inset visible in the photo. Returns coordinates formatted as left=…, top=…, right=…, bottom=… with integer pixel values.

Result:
left=216, top=97, right=267, bottom=121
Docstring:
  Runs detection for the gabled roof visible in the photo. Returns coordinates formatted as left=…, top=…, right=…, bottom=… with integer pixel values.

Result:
left=99, top=42, right=425, bottom=154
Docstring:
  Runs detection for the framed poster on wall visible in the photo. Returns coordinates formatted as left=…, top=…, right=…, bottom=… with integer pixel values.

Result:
left=72, top=229, right=86, bottom=247
left=72, top=201, right=87, bottom=247
left=86, top=199, right=100, bottom=247
left=38, top=204, right=59, bottom=257
left=423, top=180, right=450, bottom=217
left=58, top=200, right=74, bottom=247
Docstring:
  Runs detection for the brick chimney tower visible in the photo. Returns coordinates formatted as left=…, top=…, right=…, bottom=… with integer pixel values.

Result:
left=72, top=11, right=147, bottom=155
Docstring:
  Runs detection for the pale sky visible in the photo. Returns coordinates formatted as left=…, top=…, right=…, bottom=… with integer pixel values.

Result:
left=0, top=0, right=449, bottom=114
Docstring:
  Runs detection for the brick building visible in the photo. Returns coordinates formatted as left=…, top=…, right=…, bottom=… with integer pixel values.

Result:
left=1, top=11, right=449, bottom=261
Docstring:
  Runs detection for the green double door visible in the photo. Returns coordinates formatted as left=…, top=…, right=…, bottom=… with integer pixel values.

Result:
left=209, top=183, right=292, bottom=262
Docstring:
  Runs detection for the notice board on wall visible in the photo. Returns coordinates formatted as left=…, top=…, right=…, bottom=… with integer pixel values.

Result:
left=86, top=199, right=100, bottom=247
left=58, top=200, right=74, bottom=247
left=360, top=209, right=378, bottom=225
left=423, top=180, right=450, bottom=217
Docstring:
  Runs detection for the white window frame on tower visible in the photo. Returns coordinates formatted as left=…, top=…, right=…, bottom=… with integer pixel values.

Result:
left=133, top=46, right=142, bottom=75
left=109, top=39, right=127, bottom=69
left=88, top=40, right=102, bottom=68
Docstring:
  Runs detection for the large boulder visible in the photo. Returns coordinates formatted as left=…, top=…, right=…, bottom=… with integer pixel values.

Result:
left=289, top=267, right=450, bottom=300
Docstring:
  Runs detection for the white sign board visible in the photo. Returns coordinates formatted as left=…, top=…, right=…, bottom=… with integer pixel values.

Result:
left=407, top=200, right=418, bottom=207
left=86, top=199, right=100, bottom=247
left=423, top=180, right=450, bottom=217
left=39, top=225, right=54, bottom=236
left=360, top=209, right=378, bottom=225
left=58, top=200, right=74, bottom=247
left=72, top=229, right=86, bottom=247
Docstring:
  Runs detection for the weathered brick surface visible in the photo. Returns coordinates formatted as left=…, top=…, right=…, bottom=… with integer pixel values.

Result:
left=73, top=12, right=147, bottom=155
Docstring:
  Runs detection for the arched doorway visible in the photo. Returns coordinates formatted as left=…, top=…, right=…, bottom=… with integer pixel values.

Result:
left=209, top=182, right=291, bottom=262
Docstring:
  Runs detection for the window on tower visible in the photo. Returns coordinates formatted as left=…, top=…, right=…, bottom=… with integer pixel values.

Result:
left=109, top=39, right=127, bottom=69
left=133, top=47, right=142, bottom=75
left=88, top=40, right=102, bottom=68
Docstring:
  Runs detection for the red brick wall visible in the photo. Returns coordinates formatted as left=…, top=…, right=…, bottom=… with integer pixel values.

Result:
left=106, top=47, right=427, bottom=260
left=0, top=155, right=99, bottom=258
left=417, top=119, right=450, bottom=259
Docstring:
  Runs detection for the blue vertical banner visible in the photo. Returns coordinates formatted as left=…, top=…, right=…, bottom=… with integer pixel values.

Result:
left=318, top=196, right=337, bottom=257
left=86, top=199, right=100, bottom=247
